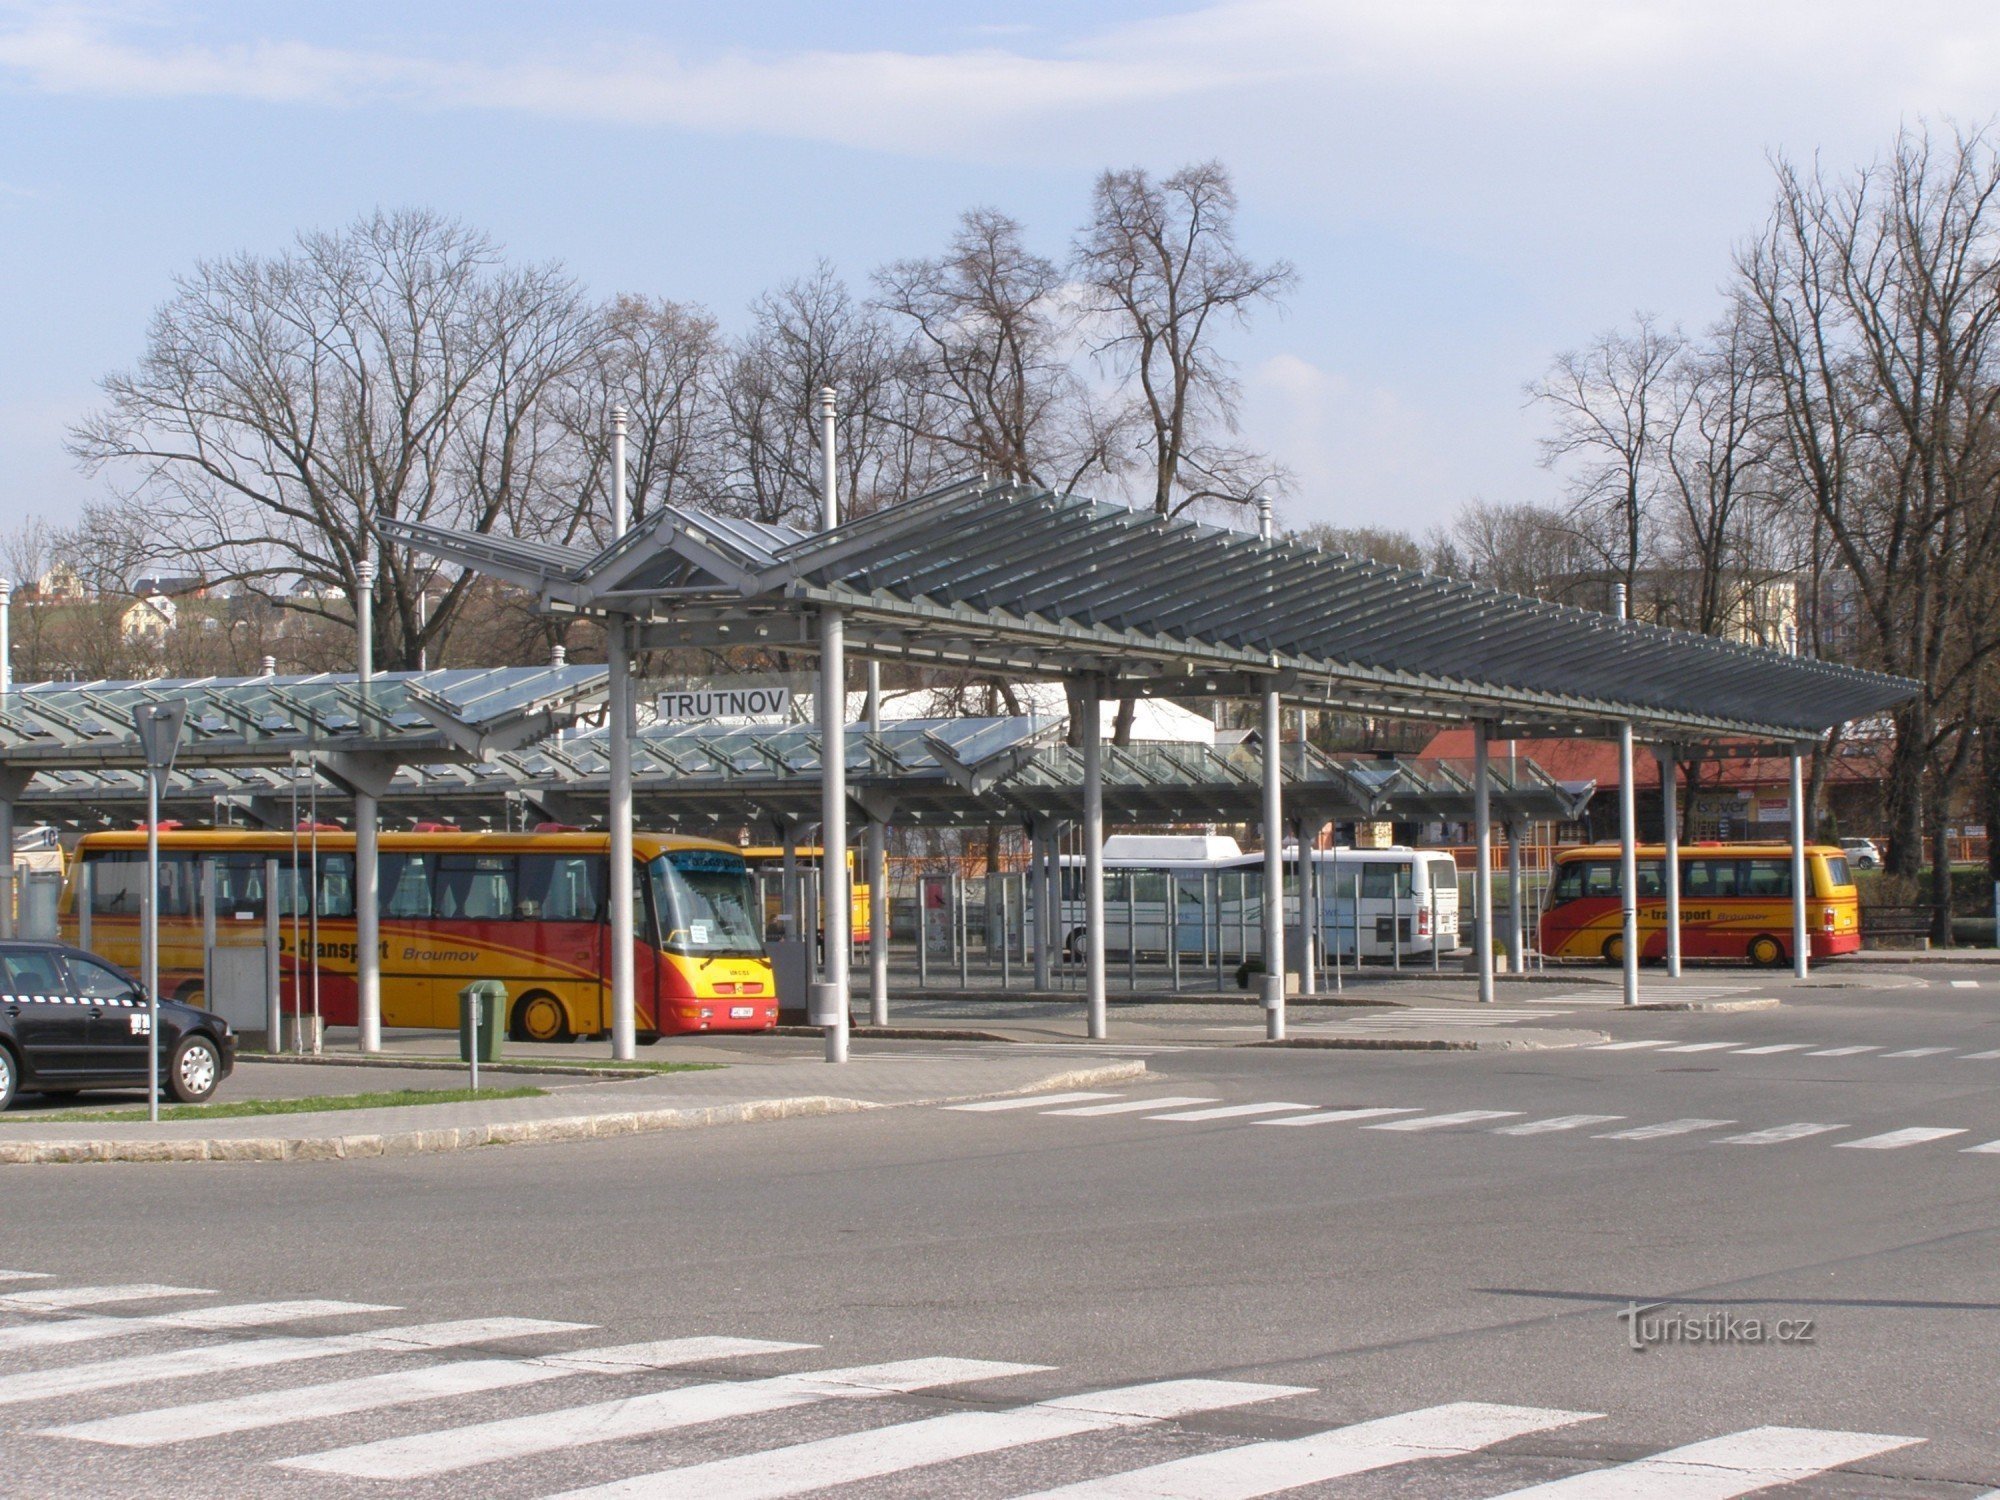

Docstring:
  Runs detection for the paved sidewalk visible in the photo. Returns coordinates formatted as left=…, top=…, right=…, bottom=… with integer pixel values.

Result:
left=0, top=1051, right=1145, bottom=1166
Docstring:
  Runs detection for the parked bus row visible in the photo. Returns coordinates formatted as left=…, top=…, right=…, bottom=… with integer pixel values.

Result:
left=57, top=829, right=777, bottom=1043
left=1038, top=836, right=1463, bottom=965
left=1539, top=842, right=1860, bottom=966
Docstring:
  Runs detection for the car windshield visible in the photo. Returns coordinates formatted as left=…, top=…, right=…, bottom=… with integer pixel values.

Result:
left=648, top=850, right=764, bottom=958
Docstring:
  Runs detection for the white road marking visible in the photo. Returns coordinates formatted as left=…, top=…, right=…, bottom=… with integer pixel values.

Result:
left=544, top=1379, right=1309, bottom=1500
left=1951, top=980, right=1980, bottom=988
left=1718, top=1123, right=1846, bottom=1145
left=1258, top=1107, right=1424, bottom=1127
left=0, top=1318, right=587, bottom=1407
left=1731, top=1044, right=1814, bottom=1055
left=1882, top=1047, right=1954, bottom=1058
left=1960, top=1050, right=2000, bottom=1060
left=1003, top=1400, right=1600, bottom=1499
left=0, top=1272, right=51, bottom=1283
left=1366, top=1110, right=1522, bottom=1132
left=0, top=1300, right=396, bottom=1353
left=1493, top=1115, right=1626, bottom=1136
left=1144, top=1102, right=1316, bottom=1122
left=948, top=1092, right=1121, bottom=1112
left=1484, top=1422, right=1921, bottom=1496
left=1042, top=1096, right=1219, bottom=1116
left=1959, top=1139, right=2000, bottom=1154
left=1657, top=1042, right=1738, bottom=1053
left=1836, top=1127, right=1967, bottom=1150
left=0, top=1284, right=211, bottom=1312
left=1592, top=1040, right=1672, bottom=1050
left=47, top=1337, right=801, bottom=1447
left=1805, top=1045, right=1879, bottom=1056
left=281, top=1358, right=1047, bottom=1480
left=1597, top=1118, right=1735, bottom=1140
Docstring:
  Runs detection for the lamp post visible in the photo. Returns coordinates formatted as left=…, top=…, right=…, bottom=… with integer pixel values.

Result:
left=133, top=699, right=189, bottom=1122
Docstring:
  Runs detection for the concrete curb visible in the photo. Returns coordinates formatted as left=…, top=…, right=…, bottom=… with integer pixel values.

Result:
left=0, top=1062, right=1147, bottom=1167
left=770, top=1025, right=1018, bottom=1042
left=1251, top=1032, right=1605, bottom=1052
left=1631, top=997, right=1781, bottom=1012
left=234, top=1053, right=664, bottom=1080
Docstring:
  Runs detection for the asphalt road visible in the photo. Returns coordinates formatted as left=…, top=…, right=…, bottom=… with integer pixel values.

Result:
left=3, top=962, right=1998, bottom=1497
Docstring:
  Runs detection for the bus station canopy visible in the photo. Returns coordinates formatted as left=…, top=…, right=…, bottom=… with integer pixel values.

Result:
left=2, top=711, right=1592, bottom=835
left=390, top=478, right=1920, bottom=742
left=0, top=666, right=605, bottom=773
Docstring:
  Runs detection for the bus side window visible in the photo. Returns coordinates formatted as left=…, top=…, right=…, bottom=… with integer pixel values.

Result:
left=518, top=854, right=603, bottom=921
left=1745, top=859, right=1792, bottom=897
left=434, top=855, right=515, bottom=920
left=317, top=854, right=356, bottom=918
left=87, top=853, right=146, bottom=914
left=1582, top=862, right=1618, bottom=898
left=1637, top=861, right=1665, bottom=898
left=156, top=853, right=197, bottom=917
left=380, top=854, right=434, bottom=919
left=1550, top=863, right=1585, bottom=903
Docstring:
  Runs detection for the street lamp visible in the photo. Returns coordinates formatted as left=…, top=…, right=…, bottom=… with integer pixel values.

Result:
left=133, top=698, right=188, bottom=1122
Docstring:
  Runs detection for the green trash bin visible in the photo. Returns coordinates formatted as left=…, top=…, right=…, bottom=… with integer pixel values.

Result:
left=459, top=981, right=506, bottom=1064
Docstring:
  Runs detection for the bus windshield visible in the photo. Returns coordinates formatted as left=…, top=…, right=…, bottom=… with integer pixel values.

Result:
left=649, top=850, right=764, bottom=958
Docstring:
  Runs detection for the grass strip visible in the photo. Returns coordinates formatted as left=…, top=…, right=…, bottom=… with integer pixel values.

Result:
left=13, top=1086, right=546, bottom=1124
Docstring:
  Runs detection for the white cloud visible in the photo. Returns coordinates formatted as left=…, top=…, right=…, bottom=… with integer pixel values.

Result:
left=1, top=1, right=1995, bottom=157
left=1245, top=353, right=1481, bottom=534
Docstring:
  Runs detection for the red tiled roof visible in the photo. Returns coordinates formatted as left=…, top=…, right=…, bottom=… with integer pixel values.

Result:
left=1415, top=730, right=1892, bottom=791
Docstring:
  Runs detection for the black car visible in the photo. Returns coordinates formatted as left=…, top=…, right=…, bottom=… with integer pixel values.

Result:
left=0, top=941, right=234, bottom=1112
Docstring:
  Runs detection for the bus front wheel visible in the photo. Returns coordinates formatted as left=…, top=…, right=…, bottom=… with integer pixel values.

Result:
left=1600, top=934, right=1625, bottom=968
left=1747, top=935, right=1786, bottom=968
left=510, top=991, right=574, bottom=1044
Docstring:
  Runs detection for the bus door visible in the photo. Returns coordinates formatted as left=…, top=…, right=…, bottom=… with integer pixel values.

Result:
left=517, top=851, right=610, bottom=1034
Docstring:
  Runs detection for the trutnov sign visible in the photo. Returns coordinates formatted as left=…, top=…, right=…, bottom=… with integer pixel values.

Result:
left=656, top=684, right=795, bottom=723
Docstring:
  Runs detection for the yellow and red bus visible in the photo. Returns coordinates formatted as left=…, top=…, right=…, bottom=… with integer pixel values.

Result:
left=57, top=829, right=775, bottom=1042
left=1541, top=842, right=1860, bottom=967
left=739, top=845, right=875, bottom=945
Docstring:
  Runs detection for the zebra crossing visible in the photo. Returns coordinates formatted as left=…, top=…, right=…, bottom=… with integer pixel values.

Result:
left=0, top=1274, right=1928, bottom=1496
left=1589, top=1037, right=2000, bottom=1063
left=947, top=1087, right=2000, bottom=1158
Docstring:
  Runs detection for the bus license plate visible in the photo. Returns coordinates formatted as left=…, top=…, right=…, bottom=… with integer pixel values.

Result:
left=730, top=1005, right=755, bottom=1019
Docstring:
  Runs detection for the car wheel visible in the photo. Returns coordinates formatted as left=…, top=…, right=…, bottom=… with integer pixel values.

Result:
left=0, top=1044, right=16, bottom=1112
left=510, top=991, right=572, bottom=1044
left=168, top=1035, right=222, bottom=1104
left=1746, top=934, right=1785, bottom=968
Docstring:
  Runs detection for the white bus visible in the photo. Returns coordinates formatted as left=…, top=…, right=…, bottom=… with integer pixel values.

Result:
left=1036, top=835, right=1460, bottom=965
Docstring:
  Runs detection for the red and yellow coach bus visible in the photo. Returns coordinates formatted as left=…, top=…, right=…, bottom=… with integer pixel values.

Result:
left=57, top=829, right=775, bottom=1042
left=1541, top=842, right=1861, bottom=967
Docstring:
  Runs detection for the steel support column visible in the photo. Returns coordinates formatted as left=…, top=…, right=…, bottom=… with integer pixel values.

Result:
left=1473, top=726, right=1494, bottom=1004
left=866, top=661, right=888, bottom=1028
left=1506, top=818, right=1524, bottom=971
left=1618, top=720, right=1640, bottom=1007
left=607, top=616, right=636, bottom=1060
left=818, top=603, right=850, bottom=1063
left=1081, top=678, right=1107, bottom=1040
left=1261, top=686, right=1286, bottom=1040
left=1790, top=747, right=1810, bottom=980
left=1660, top=746, right=1683, bottom=978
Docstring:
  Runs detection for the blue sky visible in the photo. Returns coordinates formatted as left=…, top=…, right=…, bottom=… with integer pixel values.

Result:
left=1, top=0, right=1994, bottom=547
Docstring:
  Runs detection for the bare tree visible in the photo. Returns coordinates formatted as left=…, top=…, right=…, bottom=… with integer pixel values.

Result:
left=875, top=210, right=1118, bottom=493
left=1738, top=123, right=2000, bottom=920
left=1533, top=316, right=1683, bottom=598
left=1075, top=161, right=1294, bottom=519
left=70, top=209, right=596, bottom=670
left=718, top=266, right=942, bottom=528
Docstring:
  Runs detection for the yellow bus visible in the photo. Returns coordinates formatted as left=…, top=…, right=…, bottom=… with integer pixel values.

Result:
left=739, top=845, right=875, bottom=945
left=58, top=829, right=775, bottom=1042
left=1541, top=842, right=1861, bottom=967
